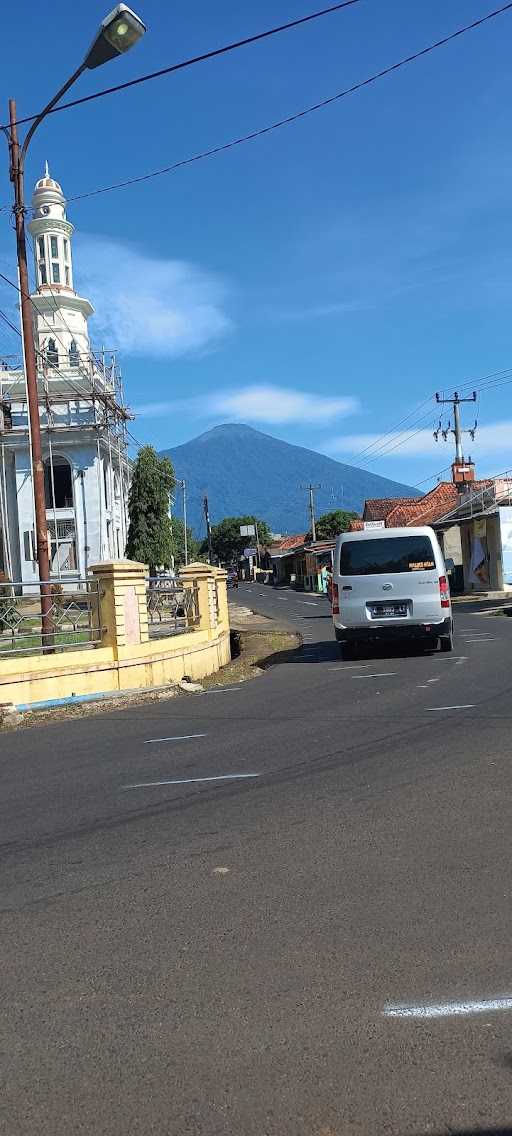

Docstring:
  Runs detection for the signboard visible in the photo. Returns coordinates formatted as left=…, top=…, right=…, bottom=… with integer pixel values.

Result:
left=240, top=524, right=256, bottom=537
left=244, top=547, right=257, bottom=558
left=363, top=520, right=385, bottom=530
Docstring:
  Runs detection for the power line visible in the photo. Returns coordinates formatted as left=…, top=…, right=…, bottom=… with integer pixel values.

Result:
left=0, top=305, right=22, bottom=339
left=66, top=2, right=512, bottom=205
left=3, top=1, right=363, bottom=131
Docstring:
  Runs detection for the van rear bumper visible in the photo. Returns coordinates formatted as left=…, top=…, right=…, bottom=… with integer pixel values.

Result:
left=334, top=616, right=452, bottom=643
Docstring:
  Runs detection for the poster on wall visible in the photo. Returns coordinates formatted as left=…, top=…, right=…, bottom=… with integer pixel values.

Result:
left=500, top=507, right=512, bottom=586
left=469, top=518, right=489, bottom=587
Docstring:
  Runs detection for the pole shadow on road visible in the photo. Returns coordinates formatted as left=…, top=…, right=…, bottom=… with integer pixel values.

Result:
left=418, top=1130, right=512, bottom=1135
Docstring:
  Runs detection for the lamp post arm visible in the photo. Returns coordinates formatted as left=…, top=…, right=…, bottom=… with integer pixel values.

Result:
left=21, top=63, right=86, bottom=163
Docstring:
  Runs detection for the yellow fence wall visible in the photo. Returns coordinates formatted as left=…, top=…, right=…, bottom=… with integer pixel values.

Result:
left=0, top=561, right=230, bottom=710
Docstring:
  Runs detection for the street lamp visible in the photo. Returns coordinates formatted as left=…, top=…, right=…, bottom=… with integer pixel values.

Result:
left=5, top=5, right=146, bottom=644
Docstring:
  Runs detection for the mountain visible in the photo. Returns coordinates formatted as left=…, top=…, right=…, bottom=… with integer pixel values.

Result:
left=161, top=424, right=419, bottom=537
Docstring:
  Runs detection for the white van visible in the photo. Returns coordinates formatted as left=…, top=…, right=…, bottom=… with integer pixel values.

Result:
left=332, top=526, right=453, bottom=657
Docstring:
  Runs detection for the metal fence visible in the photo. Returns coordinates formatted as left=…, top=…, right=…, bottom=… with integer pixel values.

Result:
left=146, top=576, right=200, bottom=638
left=0, top=579, right=101, bottom=656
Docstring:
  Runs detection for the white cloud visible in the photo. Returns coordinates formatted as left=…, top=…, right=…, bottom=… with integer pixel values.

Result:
left=135, top=384, right=359, bottom=425
left=325, top=422, right=512, bottom=460
left=212, top=385, right=358, bottom=424
left=74, top=235, right=232, bottom=358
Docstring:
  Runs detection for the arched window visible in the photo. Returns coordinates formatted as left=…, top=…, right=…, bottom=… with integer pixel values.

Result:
left=69, top=339, right=79, bottom=367
left=44, top=455, right=73, bottom=510
left=46, top=338, right=58, bottom=368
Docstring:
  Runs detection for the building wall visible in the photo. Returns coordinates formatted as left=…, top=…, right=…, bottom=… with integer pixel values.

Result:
left=10, top=438, right=128, bottom=585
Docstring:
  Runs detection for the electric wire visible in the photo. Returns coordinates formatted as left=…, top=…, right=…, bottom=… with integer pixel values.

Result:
left=3, top=1, right=364, bottom=130
left=65, top=2, right=512, bottom=205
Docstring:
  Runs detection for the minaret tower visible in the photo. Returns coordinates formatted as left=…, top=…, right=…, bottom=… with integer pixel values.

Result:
left=28, top=162, right=94, bottom=373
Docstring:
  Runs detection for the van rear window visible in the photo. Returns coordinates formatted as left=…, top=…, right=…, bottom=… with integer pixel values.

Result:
left=339, top=535, right=436, bottom=576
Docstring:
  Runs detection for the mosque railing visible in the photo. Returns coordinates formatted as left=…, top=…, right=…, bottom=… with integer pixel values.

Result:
left=0, top=578, right=102, bottom=656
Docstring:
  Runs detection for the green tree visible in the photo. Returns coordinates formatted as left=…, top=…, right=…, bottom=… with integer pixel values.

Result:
left=171, top=516, right=201, bottom=568
left=200, top=515, right=272, bottom=565
left=307, top=509, right=358, bottom=541
left=126, top=446, right=175, bottom=575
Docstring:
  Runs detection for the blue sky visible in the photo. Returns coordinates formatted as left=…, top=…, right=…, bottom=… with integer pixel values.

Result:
left=1, top=0, right=512, bottom=490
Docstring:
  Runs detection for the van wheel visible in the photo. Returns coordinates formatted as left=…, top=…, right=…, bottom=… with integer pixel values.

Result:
left=440, top=633, right=453, bottom=653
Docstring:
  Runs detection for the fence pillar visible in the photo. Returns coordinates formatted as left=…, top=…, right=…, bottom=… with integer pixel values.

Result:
left=180, top=562, right=228, bottom=639
left=89, top=560, right=149, bottom=655
left=211, top=565, right=229, bottom=629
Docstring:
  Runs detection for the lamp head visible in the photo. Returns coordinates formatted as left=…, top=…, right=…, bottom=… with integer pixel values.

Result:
left=84, top=4, right=146, bottom=70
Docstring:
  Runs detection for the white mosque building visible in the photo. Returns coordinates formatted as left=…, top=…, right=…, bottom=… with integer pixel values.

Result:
left=0, top=164, right=130, bottom=585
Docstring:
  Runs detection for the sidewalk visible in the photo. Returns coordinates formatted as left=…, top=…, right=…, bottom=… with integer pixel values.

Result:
left=452, top=589, right=512, bottom=604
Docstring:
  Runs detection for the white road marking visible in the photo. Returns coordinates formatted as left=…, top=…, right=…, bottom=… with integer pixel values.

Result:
left=124, top=773, right=260, bottom=790
left=145, top=734, right=206, bottom=744
left=417, top=685, right=429, bottom=689
left=328, top=664, right=374, bottom=671
left=437, top=655, right=467, bottom=663
left=465, top=638, right=496, bottom=643
left=384, top=996, right=512, bottom=1019
left=426, top=704, right=474, bottom=712
left=301, top=601, right=319, bottom=606
left=427, top=677, right=440, bottom=683
left=352, top=672, right=397, bottom=680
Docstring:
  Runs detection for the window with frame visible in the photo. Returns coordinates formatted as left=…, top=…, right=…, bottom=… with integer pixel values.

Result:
left=69, top=339, right=79, bottom=366
left=50, top=236, right=60, bottom=283
left=46, top=338, right=58, bottom=368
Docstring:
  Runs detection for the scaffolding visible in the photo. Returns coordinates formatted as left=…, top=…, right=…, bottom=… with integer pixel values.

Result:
left=0, top=345, right=132, bottom=578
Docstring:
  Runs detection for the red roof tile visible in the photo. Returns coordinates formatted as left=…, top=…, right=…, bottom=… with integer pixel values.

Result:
left=363, top=497, right=421, bottom=521
left=267, top=534, right=306, bottom=551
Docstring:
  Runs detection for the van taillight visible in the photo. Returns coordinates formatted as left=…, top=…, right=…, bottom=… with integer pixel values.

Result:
left=439, top=574, right=450, bottom=608
left=332, top=583, right=340, bottom=615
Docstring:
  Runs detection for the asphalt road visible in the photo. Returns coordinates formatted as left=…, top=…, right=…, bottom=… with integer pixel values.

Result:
left=2, top=583, right=512, bottom=1136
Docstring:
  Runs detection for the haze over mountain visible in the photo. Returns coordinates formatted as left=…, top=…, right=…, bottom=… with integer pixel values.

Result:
left=161, top=424, right=418, bottom=537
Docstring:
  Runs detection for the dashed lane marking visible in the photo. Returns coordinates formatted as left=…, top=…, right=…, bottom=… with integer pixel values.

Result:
left=124, top=773, right=260, bottom=790
left=384, top=996, right=512, bottom=1019
left=145, top=734, right=206, bottom=744
left=351, top=672, right=397, bottom=680
left=426, top=704, right=474, bottom=712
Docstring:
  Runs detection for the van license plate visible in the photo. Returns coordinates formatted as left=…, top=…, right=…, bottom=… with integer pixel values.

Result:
left=370, top=603, right=407, bottom=618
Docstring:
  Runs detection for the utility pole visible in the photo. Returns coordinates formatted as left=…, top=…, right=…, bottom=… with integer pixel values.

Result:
left=8, top=101, right=52, bottom=640
left=253, top=517, right=261, bottom=568
left=434, top=391, right=477, bottom=462
left=301, top=483, right=320, bottom=542
left=176, top=478, right=188, bottom=565
left=203, top=495, right=213, bottom=564
left=3, top=6, right=146, bottom=646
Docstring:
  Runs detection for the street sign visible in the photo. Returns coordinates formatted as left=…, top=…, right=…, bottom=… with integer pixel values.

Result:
left=244, top=547, right=257, bottom=558
left=363, top=520, right=385, bottom=530
left=240, top=524, right=256, bottom=537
